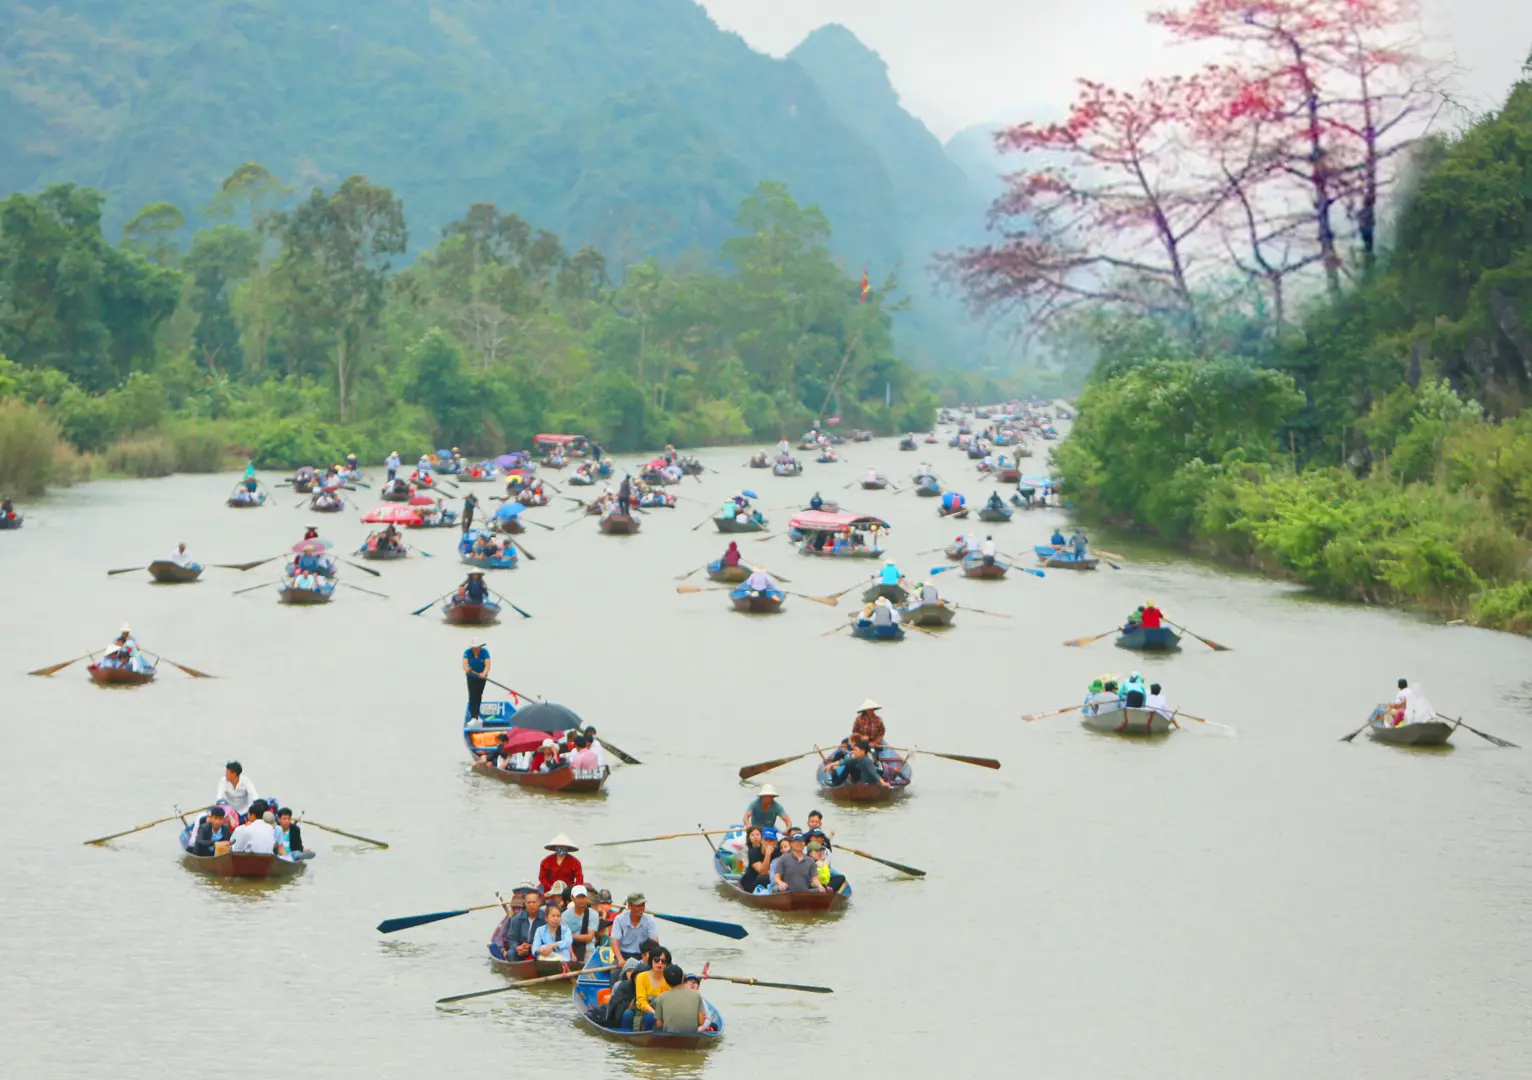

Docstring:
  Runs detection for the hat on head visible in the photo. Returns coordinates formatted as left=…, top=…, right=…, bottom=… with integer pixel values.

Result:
left=545, top=832, right=579, bottom=853
left=806, top=840, right=824, bottom=851
left=1090, top=678, right=1104, bottom=692
left=469, top=637, right=484, bottom=647
left=596, top=889, right=612, bottom=903
left=570, top=884, right=588, bottom=898
left=541, top=738, right=556, bottom=748
left=684, top=973, right=701, bottom=983
left=120, top=622, right=132, bottom=633
left=626, top=891, right=646, bottom=907
left=547, top=880, right=568, bottom=896
left=1130, top=671, right=1142, bottom=681
left=758, top=784, right=778, bottom=797
left=514, top=880, right=535, bottom=893
left=875, top=596, right=891, bottom=607
left=858, top=698, right=881, bottom=712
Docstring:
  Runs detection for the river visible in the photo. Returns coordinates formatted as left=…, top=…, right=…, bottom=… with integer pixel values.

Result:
left=2, top=435, right=1528, bottom=1079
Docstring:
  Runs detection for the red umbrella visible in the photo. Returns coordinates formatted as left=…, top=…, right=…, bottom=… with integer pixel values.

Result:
left=363, top=504, right=424, bottom=525
left=288, top=537, right=334, bottom=552
left=408, top=493, right=440, bottom=507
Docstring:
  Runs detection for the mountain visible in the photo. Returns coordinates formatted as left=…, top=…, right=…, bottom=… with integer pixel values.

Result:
left=0, top=2, right=1004, bottom=366
left=944, top=123, right=1010, bottom=205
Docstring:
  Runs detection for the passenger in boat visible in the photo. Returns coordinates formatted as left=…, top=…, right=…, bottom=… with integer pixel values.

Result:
left=831, top=740, right=891, bottom=789
left=494, top=890, right=546, bottom=961
left=810, top=492, right=824, bottom=511
left=565, top=885, right=600, bottom=962
left=722, top=541, right=742, bottom=567
left=609, top=893, right=659, bottom=970
left=567, top=734, right=601, bottom=776
left=1123, top=672, right=1148, bottom=708
left=1122, top=606, right=1145, bottom=632
left=738, top=826, right=772, bottom=893
left=1083, top=679, right=1118, bottom=712
left=231, top=800, right=288, bottom=856
left=530, top=738, right=563, bottom=772
left=387, top=450, right=401, bottom=481
left=987, top=491, right=1006, bottom=512
left=917, top=580, right=942, bottom=606
left=1390, top=678, right=1425, bottom=725
left=773, top=831, right=827, bottom=894
left=868, top=596, right=898, bottom=628
left=186, top=805, right=233, bottom=856
left=603, top=937, right=659, bottom=1025
left=215, top=761, right=259, bottom=821
left=743, top=568, right=777, bottom=593
left=864, top=468, right=881, bottom=485
left=980, top=536, right=998, bottom=565
left=651, top=965, right=706, bottom=1033
left=631, top=946, right=677, bottom=1029
left=877, top=560, right=902, bottom=587
left=1050, top=528, right=1066, bottom=548
left=744, top=784, right=792, bottom=832
left=463, top=639, right=491, bottom=722
left=531, top=904, right=574, bottom=961
left=807, top=839, right=845, bottom=892
left=462, top=572, right=490, bottom=604
left=275, top=808, right=315, bottom=861
left=1140, top=602, right=1163, bottom=629
left=540, top=834, right=584, bottom=894
left=1145, top=683, right=1172, bottom=717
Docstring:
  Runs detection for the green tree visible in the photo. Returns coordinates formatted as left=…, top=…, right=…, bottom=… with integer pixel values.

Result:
left=184, top=224, right=261, bottom=375
left=120, top=202, right=186, bottom=265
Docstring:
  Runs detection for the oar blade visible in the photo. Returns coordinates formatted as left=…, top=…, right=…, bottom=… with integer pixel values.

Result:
left=28, top=654, right=89, bottom=677
left=377, top=908, right=473, bottom=934
left=929, top=752, right=1001, bottom=770
left=653, top=911, right=748, bottom=939
left=843, top=847, right=926, bottom=877
left=106, top=566, right=146, bottom=576
left=738, top=751, right=809, bottom=780
left=716, top=976, right=834, bottom=994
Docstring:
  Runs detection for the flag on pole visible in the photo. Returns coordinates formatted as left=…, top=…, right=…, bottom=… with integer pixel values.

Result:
left=860, top=268, right=870, bottom=303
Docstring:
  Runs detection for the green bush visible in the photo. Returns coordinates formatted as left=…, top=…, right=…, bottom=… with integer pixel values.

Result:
left=1471, top=580, right=1532, bottom=633
left=106, top=434, right=178, bottom=477
left=0, top=398, right=66, bottom=495
left=164, top=419, right=232, bottom=471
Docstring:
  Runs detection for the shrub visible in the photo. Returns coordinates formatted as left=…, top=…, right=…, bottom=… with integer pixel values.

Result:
left=164, top=419, right=233, bottom=472
left=106, top=435, right=177, bottom=477
left=0, top=398, right=66, bottom=495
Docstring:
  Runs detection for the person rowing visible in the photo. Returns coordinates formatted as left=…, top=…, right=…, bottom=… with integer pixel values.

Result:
left=862, top=596, right=898, bottom=628
left=101, top=622, right=150, bottom=674
left=852, top=698, right=887, bottom=746
left=743, top=567, right=778, bottom=594
left=167, top=542, right=194, bottom=567
left=809, top=492, right=824, bottom=511
left=986, top=490, right=1005, bottom=512
left=721, top=541, right=742, bottom=567
left=1387, top=678, right=1434, bottom=726
left=460, top=571, right=490, bottom=605
left=1070, top=529, right=1088, bottom=558
left=744, top=784, right=792, bottom=834
left=875, top=560, right=903, bottom=589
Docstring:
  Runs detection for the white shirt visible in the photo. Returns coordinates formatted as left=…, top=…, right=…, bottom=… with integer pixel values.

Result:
left=215, top=776, right=258, bottom=816
left=1145, top=692, right=1172, bottom=714
left=981, top=539, right=997, bottom=557
left=230, top=818, right=280, bottom=855
left=169, top=547, right=189, bottom=566
left=745, top=571, right=775, bottom=591
left=1392, top=686, right=1415, bottom=708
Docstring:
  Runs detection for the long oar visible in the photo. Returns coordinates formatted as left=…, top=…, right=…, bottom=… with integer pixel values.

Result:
left=485, top=677, right=541, bottom=702
left=594, top=737, right=641, bottom=766
left=523, top=518, right=555, bottom=532
left=28, top=653, right=95, bottom=677
left=106, top=566, right=147, bottom=576
left=1339, top=718, right=1374, bottom=743
left=340, top=582, right=390, bottom=599
left=995, top=552, right=1047, bottom=578
left=343, top=558, right=382, bottom=578
left=886, top=747, right=999, bottom=769
left=1174, top=712, right=1237, bottom=733
left=652, top=911, right=748, bottom=939
left=821, top=620, right=851, bottom=638
left=437, top=964, right=618, bottom=1005
left=144, top=651, right=215, bottom=679
left=691, top=514, right=716, bottom=532
left=788, top=591, right=838, bottom=607
left=1022, top=704, right=1083, bottom=722
left=490, top=591, right=532, bottom=619
left=405, top=545, right=434, bottom=558
left=952, top=604, right=1010, bottom=619
left=703, top=973, right=833, bottom=994
left=739, top=750, right=817, bottom=780
left=677, top=585, right=729, bottom=594
left=1063, top=628, right=1118, bottom=648
left=84, top=805, right=210, bottom=845
left=1438, top=712, right=1519, bottom=748
left=836, top=845, right=925, bottom=877
left=411, top=590, right=455, bottom=616
left=595, top=829, right=732, bottom=848
left=298, top=816, right=389, bottom=848
left=232, top=581, right=277, bottom=596
left=1091, top=546, right=1127, bottom=561
left=214, top=557, right=280, bottom=571
left=675, top=564, right=708, bottom=582
left=1167, top=621, right=1232, bottom=652
left=379, top=898, right=522, bottom=934
left=512, top=539, right=537, bottom=561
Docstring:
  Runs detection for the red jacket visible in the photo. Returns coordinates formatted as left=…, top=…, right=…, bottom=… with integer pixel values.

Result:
left=539, top=853, right=584, bottom=894
left=1141, top=606, right=1163, bottom=629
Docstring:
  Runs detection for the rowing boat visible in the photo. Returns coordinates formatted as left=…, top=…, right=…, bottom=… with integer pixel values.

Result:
left=961, top=555, right=1008, bottom=580
left=944, top=542, right=968, bottom=561
left=177, top=825, right=308, bottom=879
left=279, top=578, right=336, bottom=605
left=712, top=826, right=850, bottom=911
left=707, top=560, right=750, bottom=583
left=573, top=943, right=724, bottom=1048
left=443, top=600, right=502, bottom=625
left=850, top=618, right=905, bottom=641
left=914, top=482, right=941, bottom=497
left=730, top=585, right=785, bottom=613
left=860, top=477, right=888, bottom=490
left=1081, top=702, right=1176, bottom=735
left=773, top=461, right=803, bottom=477
left=978, top=506, right=1013, bottom=523
left=1034, top=546, right=1098, bottom=570
left=898, top=599, right=955, bottom=627
left=1364, top=706, right=1456, bottom=746
left=469, top=758, right=610, bottom=792
left=1114, top=625, right=1181, bottom=651
left=87, top=662, right=156, bottom=687
left=148, top=560, right=203, bottom=583
left=862, top=581, right=909, bottom=604
left=715, top=515, right=765, bottom=533
left=488, top=942, right=575, bottom=980
left=815, top=748, right=912, bottom=802
left=599, top=512, right=640, bottom=535
left=459, top=531, right=517, bottom=569
left=938, top=507, right=969, bottom=519
left=226, top=492, right=265, bottom=508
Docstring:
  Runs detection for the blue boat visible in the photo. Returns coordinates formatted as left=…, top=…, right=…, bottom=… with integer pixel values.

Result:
left=458, top=529, right=517, bottom=569
left=729, top=585, right=785, bottom=613
left=1114, top=625, right=1182, bottom=651
left=850, top=618, right=905, bottom=641
left=915, top=482, right=941, bottom=498
left=1033, top=545, right=1098, bottom=571
left=573, top=943, right=724, bottom=1049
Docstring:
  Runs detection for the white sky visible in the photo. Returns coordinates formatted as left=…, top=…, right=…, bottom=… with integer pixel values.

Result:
left=699, top=0, right=1532, bottom=139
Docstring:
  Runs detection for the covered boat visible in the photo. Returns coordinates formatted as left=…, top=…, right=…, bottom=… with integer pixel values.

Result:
left=899, top=599, right=955, bottom=627
left=574, top=943, right=724, bottom=1048
left=715, top=514, right=765, bottom=533
left=279, top=578, right=336, bottom=605
left=815, top=748, right=912, bottom=802
left=599, top=512, right=640, bottom=535
left=443, top=600, right=502, bottom=625
left=713, top=826, right=850, bottom=911
left=707, top=560, right=750, bottom=583
left=1115, top=625, right=1181, bottom=651
left=1081, top=702, right=1176, bottom=736
left=532, top=433, right=592, bottom=458
left=961, top=555, right=1009, bottom=580
left=729, top=584, right=785, bottom=613
left=1364, top=705, right=1456, bottom=746
left=1034, top=545, right=1098, bottom=570
left=88, top=662, right=156, bottom=687
left=464, top=702, right=610, bottom=793
left=177, top=824, right=307, bottom=879
left=148, top=560, right=203, bottom=583
left=791, top=511, right=889, bottom=559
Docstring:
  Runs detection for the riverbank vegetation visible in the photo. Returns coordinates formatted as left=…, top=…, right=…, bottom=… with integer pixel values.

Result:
left=954, top=0, right=1532, bottom=631
left=1, top=171, right=936, bottom=496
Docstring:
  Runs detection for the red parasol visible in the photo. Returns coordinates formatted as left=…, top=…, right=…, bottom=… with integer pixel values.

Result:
left=362, top=504, right=424, bottom=525
left=408, top=493, right=440, bottom=506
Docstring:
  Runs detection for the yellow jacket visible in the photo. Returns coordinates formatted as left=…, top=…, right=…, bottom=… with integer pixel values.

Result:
left=634, top=969, right=670, bottom=1013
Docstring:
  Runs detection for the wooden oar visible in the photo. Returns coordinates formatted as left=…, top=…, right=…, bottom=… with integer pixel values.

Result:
left=344, top=559, right=382, bottom=578
left=703, top=972, right=834, bottom=994
left=411, top=590, right=455, bottom=616
left=594, top=737, right=641, bottom=766
left=738, top=750, right=818, bottom=780
left=405, top=545, right=434, bottom=558
left=84, top=805, right=210, bottom=845
left=298, top=816, right=389, bottom=848
left=378, top=899, right=508, bottom=934
left=951, top=604, right=1010, bottom=618
left=213, top=557, right=279, bottom=571
left=677, top=585, right=729, bottom=594
left=437, top=964, right=618, bottom=1004
left=1339, top=718, right=1375, bottom=743
left=1166, top=621, right=1232, bottom=651
left=1063, top=628, right=1118, bottom=647
left=512, top=539, right=537, bottom=561
left=484, top=677, right=538, bottom=701
left=691, top=514, right=716, bottom=532
left=341, top=582, right=390, bottom=599
left=28, top=653, right=95, bottom=677
left=836, top=845, right=925, bottom=877
left=595, top=829, right=732, bottom=848
left=487, top=591, right=532, bottom=619
left=1438, top=712, right=1519, bottom=748
left=1173, top=712, right=1237, bottom=733
left=821, top=620, right=851, bottom=637
left=1021, top=704, right=1083, bottom=722
left=886, top=747, right=1000, bottom=769
left=523, top=518, right=555, bottom=532
left=674, top=564, right=708, bottom=581
left=788, top=591, right=838, bottom=607
left=144, top=652, right=215, bottom=679
left=1091, top=546, right=1127, bottom=561
left=232, top=581, right=277, bottom=596
left=751, top=533, right=777, bottom=542
left=106, top=566, right=147, bottom=576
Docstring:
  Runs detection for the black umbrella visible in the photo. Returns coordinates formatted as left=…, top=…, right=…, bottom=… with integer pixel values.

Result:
left=512, top=701, right=585, bottom=733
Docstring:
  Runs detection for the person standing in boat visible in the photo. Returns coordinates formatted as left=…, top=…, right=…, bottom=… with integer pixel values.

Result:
left=215, top=761, right=259, bottom=821
left=980, top=535, right=998, bottom=566
left=617, top=474, right=633, bottom=517
left=744, top=785, right=792, bottom=834
left=461, top=491, right=479, bottom=534
left=1071, top=529, right=1089, bottom=558
left=1140, top=602, right=1163, bottom=629
left=539, top=833, right=584, bottom=895
left=463, top=638, right=491, bottom=722
left=2, top=496, right=16, bottom=520
left=852, top=700, right=887, bottom=746
left=386, top=450, right=400, bottom=481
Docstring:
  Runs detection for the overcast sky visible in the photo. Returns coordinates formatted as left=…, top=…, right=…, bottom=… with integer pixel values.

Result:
left=699, top=0, right=1532, bottom=139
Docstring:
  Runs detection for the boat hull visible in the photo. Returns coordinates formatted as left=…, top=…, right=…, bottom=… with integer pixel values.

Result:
left=460, top=553, right=517, bottom=570
left=978, top=507, right=1013, bottom=523
left=177, top=827, right=307, bottom=879
left=443, top=601, right=502, bottom=625
left=225, top=494, right=264, bottom=508
left=707, top=561, right=750, bottom=583
left=574, top=944, right=723, bottom=1048
left=87, top=664, right=155, bottom=687
left=279, top=584, right=335, bottom=605
left=915, top=486, right=941, bottom=497
left=815, top=750, right=913, bottom=802
left=850, top=620, right=905, bottom=641
left=714, top=516, right=764, bottom=533
left=860, top=479, right=888, bottom=490
left=899, top=601, right=955, bottom=627
left=470, top=760, right=610, bottom=793
left=730, top=589, right=785, bottom=613
left=359, top=548, right=408, bottom=561
left=961, top=558, right=1009, bottom=579
left=773, top=465, right=802, bottom=477
left=1114, top=626, right=1181, bottom=651
left=148, top=560, right=203, bottom=583
left=862, top=582, right=909, bottom=605
left=599, top=514, right=640, bottom=535
left=1366, top=707, right=1456, bottom=746
left=1081, top=705, right=1176, bottom=735
left=1034, top=546, right=1098, bottom=570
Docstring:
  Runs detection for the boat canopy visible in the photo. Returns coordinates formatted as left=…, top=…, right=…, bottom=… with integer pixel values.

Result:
left=788, top=510, right=890, bottom=533
left=532, top=434, right=590, bottom=450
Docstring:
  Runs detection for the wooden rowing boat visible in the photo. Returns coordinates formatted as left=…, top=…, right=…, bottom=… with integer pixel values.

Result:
left=772, top=462, right=803, bottom=477
left=914, top=483, right=941, bottom=497
left=850, top=618, right=905, bottom=641
left=359, top=545, right=407, bottom=561
left=978, top=506, right=1013, bottom=523
left=279, top=579, right=335, bottom=605
left=225, top=493, right=264, bottom=508
left=443, top=600, right=502, bottom=625
left=488, top=942, right=576, bottom=980
left=815, top=748, right=912, bottom=802
left=1034, top=546, right=1098, bottom=570
left=730, top=586, right=785, bottom=613
left=714, top=515, right=765, bottom=533
left=177, top=825, right=308, bottom=879
left=1081, top=703, right=1176, bottom=736
left=1114, top=625, right=1181, bottom=651
left=939, top=506, right=969, bottom=519
left=860, top=477, right=888, bottom=490
left=574, top=943, right=724, bottom=1047
left=599, top=512, right=640, bottom=535
left=148, top=560, right=203, bottom=583
left=460, top=550, right=517, bottom=570
left=470, top=759, right=610, bottom=792
left=961, top=556, right=1008, bottom=580
left=944, top=542, right=968, bottom=561
left=862, top=581, right=909, bottom=604
left=87, top=662, right=156, bottom=687
left=707, top=561, right=750, bottom=583
left=1365, top=706, right=1456, bottom=746
left=712, top=826, right=850, bottom=911
left=899, top=600, right=955, bottom=627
